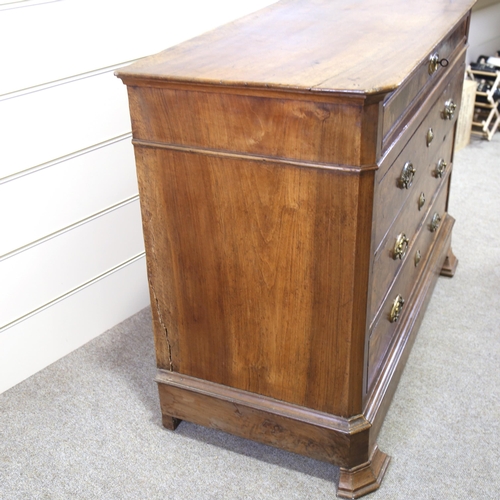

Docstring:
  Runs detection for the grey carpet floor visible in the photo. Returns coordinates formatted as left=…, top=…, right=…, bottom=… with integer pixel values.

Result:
left=1, top=133, right=499, bottom=500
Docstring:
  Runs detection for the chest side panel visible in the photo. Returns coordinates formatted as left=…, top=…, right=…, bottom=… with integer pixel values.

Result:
left=135, top=144, right=373, bottom=416
left=127, top=86, right=365, bottom=166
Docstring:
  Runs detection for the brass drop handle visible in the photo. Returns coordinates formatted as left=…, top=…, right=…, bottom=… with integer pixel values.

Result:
left=393, top=233, right=409, bottom=260
left=442, top=99, right=457, bottom=120
left=428, top=53, right=449, bottom=75
left=399, top=161, right=416, bottom=189
left=435, top=158, right=447, bottom=178
left=430, top=213, right=441, bottom=232
left=390, top=295, right=405, bottom=323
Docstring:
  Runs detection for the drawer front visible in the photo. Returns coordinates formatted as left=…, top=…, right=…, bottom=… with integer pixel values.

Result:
left=367, top=180, right=449, bottom=391
left=381, top=13, right=469, bottom=150
left=373, top=64, right=464, bottom=250
left=370, top=139, right=453, bottom=321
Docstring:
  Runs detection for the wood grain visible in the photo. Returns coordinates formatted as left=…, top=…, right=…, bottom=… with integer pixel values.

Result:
left=156, top=370, right=372, bottom=468
left=116, top=0, right=475, bottom=95
left=127, top=85, right=369, bottom=166
left=338, top=445, right=390, bottom=499
left=374, top=49, right=466, bottom=182
left=365, top=215, right=455, bottom=443
left=368, top=185, right=450, bottom=391
left=116, top=1, right=472, bottom=496
left=370, top=169, right=452, bottom=322
left=440, top=248, right=459, bottom=277
left=381, top=16, right=468, bottom=144
left=374, top=59, right=465, bottom=247
left=136, top=145, right=373, bottom=417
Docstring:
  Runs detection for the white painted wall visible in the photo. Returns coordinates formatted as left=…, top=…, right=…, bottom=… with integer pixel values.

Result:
left=0, top=0, right=276, bottom=394
left=468, top=1, right=500, bottom=63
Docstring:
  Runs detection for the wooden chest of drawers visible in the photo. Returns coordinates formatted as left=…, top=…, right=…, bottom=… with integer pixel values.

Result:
left=117, top=1, right=474, bottom=497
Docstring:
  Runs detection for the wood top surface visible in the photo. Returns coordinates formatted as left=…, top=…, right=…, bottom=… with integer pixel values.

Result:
left=117, top=0, right=475, bottom=95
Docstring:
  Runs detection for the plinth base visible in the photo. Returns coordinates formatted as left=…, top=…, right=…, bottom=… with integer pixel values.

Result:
left=337, top=445, right=390, bottom=499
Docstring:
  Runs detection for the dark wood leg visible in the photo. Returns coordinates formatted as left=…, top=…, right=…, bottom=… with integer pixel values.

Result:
left=440, top=247, right=458, bottom=277
left=337, top=445, right=390, bottom=499
left=162, top=414, right=182, bottom=430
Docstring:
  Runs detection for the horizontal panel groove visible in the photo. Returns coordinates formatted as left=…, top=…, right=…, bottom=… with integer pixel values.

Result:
left=132, top=139, right=379, bottom=173
left=0, top=61, right=137, bottom=101
left=1, top=70, right=132, bottom=179
left=0, top=0, right=60, bottom=11
left=0, top=194, right=139, bottom=262
left=0, top=252, right=146, bottom=335
left=0, top=132, right=132, bottom=186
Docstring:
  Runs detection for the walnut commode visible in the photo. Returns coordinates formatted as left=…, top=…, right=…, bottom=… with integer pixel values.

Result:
left=116, top=1, right=474, bottom=497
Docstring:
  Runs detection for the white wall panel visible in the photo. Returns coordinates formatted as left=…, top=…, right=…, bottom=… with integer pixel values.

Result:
left=0, top=71, right=131, bottom=179
left=0, top=0, right=278, bottom=395
left=0, top=0, right=277, bottom=95
left=0, top=200, right=144, bottom=328
left=0, top=137, right=137, bottom=256
left=0, top=256, right=149, bottom=395
left=0, top=0, right=60, bottom=7
left=468, top=2, right=500, bottom=63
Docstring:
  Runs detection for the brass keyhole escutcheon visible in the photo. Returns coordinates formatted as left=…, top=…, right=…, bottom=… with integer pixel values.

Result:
left=390, top=295, right=405, bottom=323
left=426, top=128, right=434, bottom=147
left=436, top=158, right=447, bottom=178
left=442, top=99, right=457, bottom=120
left=393, top=233, right=409, bottom=260
left=428, top=53, right=449, bottom=75
left=399, top=161, right=416, bottom=189
left=428, top=53, right=440, bottom=74
left=419, top=192, right=426, bottom=211
left=430, top=213, right=441, bottom=232
left=415, top=250, right=422, bottom=267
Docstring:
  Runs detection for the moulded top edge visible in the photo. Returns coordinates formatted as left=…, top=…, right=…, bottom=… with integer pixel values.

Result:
left=115, top=0, right=475, bottom=95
